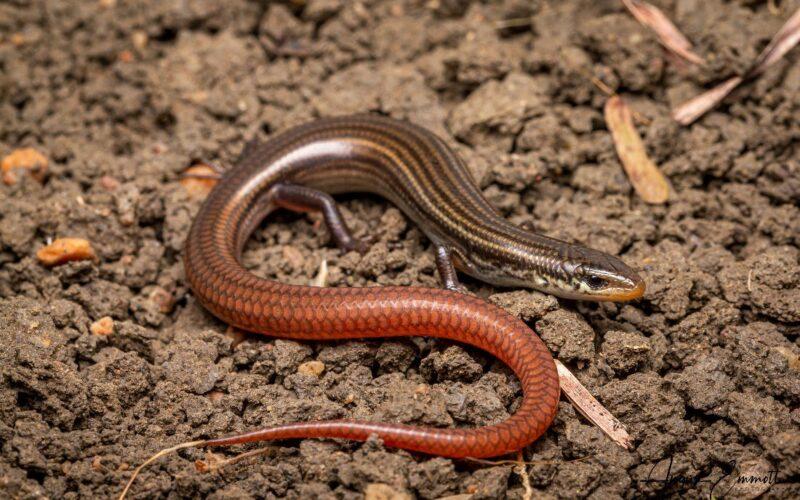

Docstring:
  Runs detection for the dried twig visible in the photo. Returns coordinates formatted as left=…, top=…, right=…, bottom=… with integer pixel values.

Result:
left=621, top=0, right=704, bottom=65
left=604, top=96, right=670, bottom=204
left=556, top=360, right=633, bottom=450
left=672, top=7, right=800, bottom=125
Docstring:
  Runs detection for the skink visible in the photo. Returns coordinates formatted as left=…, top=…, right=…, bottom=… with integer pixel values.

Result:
left=183, top=114, right=644, bottom=458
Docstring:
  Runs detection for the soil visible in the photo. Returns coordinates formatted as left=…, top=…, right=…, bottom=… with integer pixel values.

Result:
left=1, top=0, right=799, bottom=498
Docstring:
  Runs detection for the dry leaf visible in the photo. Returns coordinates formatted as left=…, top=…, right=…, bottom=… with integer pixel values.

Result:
left=622, top=0, right=704, bottom=65
left=36, top=238, right=96, bottom=266
left=604, top=96, right=670, bottom=204
left=673, top=7, right=800, bottom=125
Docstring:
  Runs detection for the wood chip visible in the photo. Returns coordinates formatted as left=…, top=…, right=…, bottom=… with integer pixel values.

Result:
left=2, top=148, right=48, bottom=185
left=180, top=164, right=219, bottom=197
left=556, top=360, right=633, bottom=450
left=622, top=0, right=704, bottom=65
left=604, top=96, right=670, bottom=204
left=90, top=316, right=115, bottom=336
left=672, top=7, right=800, bottom=125
left=36, top=238, right=96, bottom=266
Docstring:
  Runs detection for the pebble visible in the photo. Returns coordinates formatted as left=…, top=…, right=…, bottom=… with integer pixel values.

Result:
left=180, top=164, right=218, bottom=197
left=36, top=238, right=96, bottom=267
left=90, top=316, right=114, bottom=336
left=297, top=360, right=325, bottom=377
left=364, top=483, right=412, bottom=500
left=2, top=148, right=48, bottom=185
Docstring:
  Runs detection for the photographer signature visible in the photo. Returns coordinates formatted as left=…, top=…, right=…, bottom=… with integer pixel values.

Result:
left=639, top=456, right=777, bottom=498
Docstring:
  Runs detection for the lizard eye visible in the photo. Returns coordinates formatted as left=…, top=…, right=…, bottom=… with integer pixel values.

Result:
left=584, top=275, right=607, bottom=290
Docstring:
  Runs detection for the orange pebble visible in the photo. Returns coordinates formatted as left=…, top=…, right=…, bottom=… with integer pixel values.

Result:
left=36, top=238, right=96, bottom=267
left=90, top=316, right=114, bottom=336
left=2, top=148, right=48, bottom=185
left=180, top=164, right=219, bottom=197
left=118, top=50, right=134, bottom=63
left=99, top=175, right=120, bottom=191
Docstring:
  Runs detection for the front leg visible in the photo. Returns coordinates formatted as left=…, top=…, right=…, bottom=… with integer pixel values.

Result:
left=434, top=244, right=468, bottom=294
left=268, top=183, right=370, bottom=254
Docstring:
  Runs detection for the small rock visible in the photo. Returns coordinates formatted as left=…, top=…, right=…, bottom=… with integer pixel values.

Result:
left=99, top=175, right=120, bottom=191
left=2, top=148, right=48, bottom=185
left=90, top=316, right=114, bottom=336
left=37, top=238, right=96, bottom=267
left=148, top=286, right=174, bottom=314
left=601, top=330, right=651, bottom=374
left=364, top=483, right=412, bottom=500
left=282, top=245, right=305, bottom=270
left=536, top=309, right=596, bottom=362
left=180, top=164, right=219, bottom=197
left=131, top=30, right=148, bottom=50
left=421, top=345, right=483, bottom=383
left=488, top=289, right=558, bottom=321
left=462, top=466, right=511, bottom=499
left=297, top=360, right=325, bottom=377
left=273, top=340, right=313, bottom=375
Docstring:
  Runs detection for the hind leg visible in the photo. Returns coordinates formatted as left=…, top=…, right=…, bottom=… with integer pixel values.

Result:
left=433, top=244, right=468, bottom=293
left=268, top=183, right=370, bottom=254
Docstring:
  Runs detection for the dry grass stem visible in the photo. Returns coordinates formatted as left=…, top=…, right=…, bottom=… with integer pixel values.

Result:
left=672, top=8, right=800, bottom=125
left=556, top=360, right=634, bottom=450
left=119, top=440, right=206, bottom=500
left=621, top=0, right=704, bottom=65
left=196, top=446, right=277, bottom=474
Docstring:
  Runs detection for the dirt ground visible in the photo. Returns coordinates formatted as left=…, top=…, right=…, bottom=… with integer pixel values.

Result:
left=1, top=0, right=799, bottom=498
